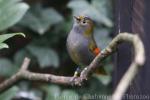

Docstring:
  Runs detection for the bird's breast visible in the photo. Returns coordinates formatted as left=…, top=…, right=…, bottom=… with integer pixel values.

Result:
left=67, top=31, right=95, bottom=66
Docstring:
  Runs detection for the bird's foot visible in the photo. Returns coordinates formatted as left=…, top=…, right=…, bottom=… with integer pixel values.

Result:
left=70, top=67, right=81, bottom=86
left=70, top=76, right=85, bottom=86
left=70, top=76, right=79, bottom=86
left=70, top=71, right=88, bottom=86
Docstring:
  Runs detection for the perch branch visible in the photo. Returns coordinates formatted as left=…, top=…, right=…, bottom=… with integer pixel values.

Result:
left=0, top=33, right=145, bottom=100
left=111, top=33, right=145, bottom=100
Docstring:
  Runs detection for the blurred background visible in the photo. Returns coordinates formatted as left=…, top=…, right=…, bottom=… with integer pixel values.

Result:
left=0, top=0, right=114, bottom=100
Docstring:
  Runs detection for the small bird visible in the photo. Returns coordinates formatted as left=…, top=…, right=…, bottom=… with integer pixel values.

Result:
left=66, top=15, right=107, bottom=77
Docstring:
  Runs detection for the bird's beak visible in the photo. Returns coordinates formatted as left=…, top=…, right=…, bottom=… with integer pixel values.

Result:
left=73, top=16, right=80, bottom=22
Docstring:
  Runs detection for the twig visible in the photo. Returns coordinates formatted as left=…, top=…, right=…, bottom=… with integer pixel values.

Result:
left=0, top=33, right=145, bottom=100
left=0, top=57, right=30, bottom=93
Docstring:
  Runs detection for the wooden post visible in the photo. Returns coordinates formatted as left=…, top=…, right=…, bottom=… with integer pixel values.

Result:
left=114, top=0, right=150, bottom=98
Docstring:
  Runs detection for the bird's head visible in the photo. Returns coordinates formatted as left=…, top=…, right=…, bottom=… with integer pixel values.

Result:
left=73, top=15, right=94, bottom=36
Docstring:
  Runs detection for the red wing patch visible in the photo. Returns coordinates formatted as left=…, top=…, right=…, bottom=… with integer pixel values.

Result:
left=93, top=48, right=100, bottom=56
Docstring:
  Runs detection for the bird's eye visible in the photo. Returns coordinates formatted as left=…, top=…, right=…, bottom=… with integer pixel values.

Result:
left=82, top=20, right=87, bottom=24
left=83, top=21, right=86, bottom=23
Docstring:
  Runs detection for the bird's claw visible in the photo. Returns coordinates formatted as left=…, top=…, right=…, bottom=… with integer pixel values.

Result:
left=70, top=76, right=79, bottom=86
left=70, top=75, right=88, bottom=86
left=70, top=67, right=88, bottom=86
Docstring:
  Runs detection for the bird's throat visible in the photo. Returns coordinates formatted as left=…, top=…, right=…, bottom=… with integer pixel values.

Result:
left=84, top=26, right=93, bottom=37
left=73, top=25, right=93, bottom=37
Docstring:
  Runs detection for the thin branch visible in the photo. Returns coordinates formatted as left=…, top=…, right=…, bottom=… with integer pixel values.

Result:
left=0, top=33, right=145, bottom=100
left=20, top=57, right=30, bottom=71
left=0, top=57, right=30, bottom=93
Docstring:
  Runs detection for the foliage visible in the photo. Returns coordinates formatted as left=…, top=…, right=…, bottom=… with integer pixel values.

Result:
left=0, top=0, right=114, bottom=99
left=0, top=0, right=29, bottom=31
left=0, top=33, right=25, bottom=49
left=27, top=45, right=59, bottom=68
left=19, top=3, right=63, bottom=35
left=0, top=86, right=19, bottom=100
left=0, top=0, right=28, bottom=99
left=68, top=0, right=113, bottom=27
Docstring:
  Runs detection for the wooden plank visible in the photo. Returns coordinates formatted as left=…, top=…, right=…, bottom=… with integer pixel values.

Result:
left=113, top=0, right=132, bottom=88
left=114, top=0, right=150, bottom=97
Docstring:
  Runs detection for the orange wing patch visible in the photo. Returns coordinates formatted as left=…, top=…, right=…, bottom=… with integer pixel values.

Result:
left=89, top=41, right=101, bottom=56
left=93, top=48, right=100, bottom=56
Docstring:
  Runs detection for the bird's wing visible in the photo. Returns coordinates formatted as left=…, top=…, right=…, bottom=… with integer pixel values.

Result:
left=89, top=40, right=107, bottom=75
left=89, top=40, right=101, bottom=56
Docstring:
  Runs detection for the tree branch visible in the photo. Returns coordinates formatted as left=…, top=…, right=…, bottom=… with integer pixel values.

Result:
left=0, top=57, right=30, bottom=93
left=111, top=33, right=145, bottom=100
left=0, top=33, right=145, bottom=100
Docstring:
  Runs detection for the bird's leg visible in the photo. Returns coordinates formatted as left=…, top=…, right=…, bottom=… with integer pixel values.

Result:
left=70, top=67, right=81, bottom=85
left=73, top=67, right=81, bottom=77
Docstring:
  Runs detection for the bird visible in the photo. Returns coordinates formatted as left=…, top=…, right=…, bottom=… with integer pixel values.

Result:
left=66, top=15, right=107, bottom=77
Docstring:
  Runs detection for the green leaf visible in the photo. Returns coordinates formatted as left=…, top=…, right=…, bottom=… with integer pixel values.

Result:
left=28, top=88, right=44, bottom=100
left=19, top=3, right=63, bottom=34
left=0, top=33, right=25, bottom=50
left=0, top=33, right=25, bottom=43
left=92, top=0, right=113, bottom=19
left=0, top=0, right=20, bottom=7
left=27, top=46, right=59, bottom=68
left=67, top=0, right=113, bottom=27
left=14, top=49, right=31, bottom=67
left=60, top=90, right=79, bottom=100
left=0, top=0, right=29, bottom=31
left=0, top=43, right=8, bottom=49
left=0, top=86, right=19, bottom=100
left=68, top=0, right=89, bottom=15
left=94, top=28, right=111, bottom=49
left=0, top=58, right=18, bottom=77
left=46, top=85, right=61, bottom=100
